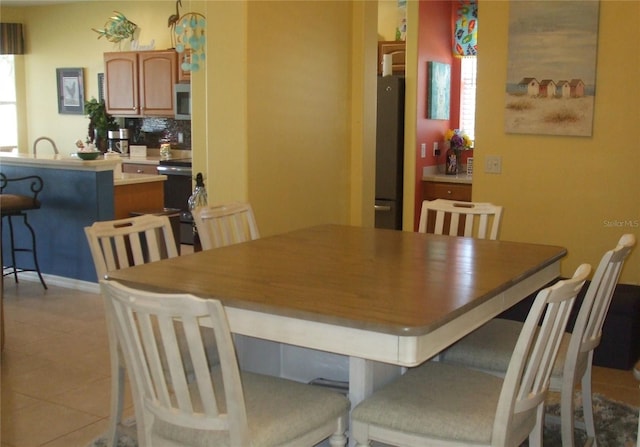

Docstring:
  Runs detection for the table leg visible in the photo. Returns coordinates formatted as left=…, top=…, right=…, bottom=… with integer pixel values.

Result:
left=347, top=357, right=402, bottom=446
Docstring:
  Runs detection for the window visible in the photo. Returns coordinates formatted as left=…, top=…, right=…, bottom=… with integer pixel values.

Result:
left=0, top=55, right=18, bottom=151
left=459, top=56, right=477, bottom=144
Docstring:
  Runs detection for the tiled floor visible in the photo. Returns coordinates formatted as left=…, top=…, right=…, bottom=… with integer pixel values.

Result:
left=2, top=277, right=640, bottom=446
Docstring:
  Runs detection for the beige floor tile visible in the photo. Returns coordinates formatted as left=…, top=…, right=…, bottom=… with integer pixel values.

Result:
left=1, top=399, right=99, bottom=447
left=3, top=361, right=106, bottom=401
left=47, top=376, right=112, bottom=419
left=2, top=280, right=639, bottom=447
left=41, top=419, right=109, bottom=447
left=0, top=390, right=40, bottom=413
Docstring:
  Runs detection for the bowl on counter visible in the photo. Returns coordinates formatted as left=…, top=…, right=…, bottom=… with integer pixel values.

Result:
left=76, top=151, right=101, bottom=160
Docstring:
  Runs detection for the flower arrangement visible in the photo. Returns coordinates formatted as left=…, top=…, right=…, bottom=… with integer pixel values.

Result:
left=443, top=129, right=471, bottom=175
left=444, top=129, right=472, bottom=151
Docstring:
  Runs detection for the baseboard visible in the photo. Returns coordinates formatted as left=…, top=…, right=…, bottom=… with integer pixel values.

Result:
left=4, top=271, right=100, bottom=294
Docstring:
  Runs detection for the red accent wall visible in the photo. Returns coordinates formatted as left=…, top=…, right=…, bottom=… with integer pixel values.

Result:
left=413, top=1, right=462, bottom=230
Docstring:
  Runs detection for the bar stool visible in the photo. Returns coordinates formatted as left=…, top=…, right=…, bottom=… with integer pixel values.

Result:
left=0, top=173, right=47, bottom=289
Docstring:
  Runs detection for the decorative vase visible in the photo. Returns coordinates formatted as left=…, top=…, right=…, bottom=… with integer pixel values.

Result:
left=446, top=147, right=460, bottom=175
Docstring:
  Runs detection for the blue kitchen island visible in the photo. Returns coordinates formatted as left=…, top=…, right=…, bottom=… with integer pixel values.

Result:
left=1, top=153, right=164, bottom=284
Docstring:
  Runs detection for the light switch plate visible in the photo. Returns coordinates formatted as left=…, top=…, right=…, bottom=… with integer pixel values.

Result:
left=485, top=155, right=502, bottom=174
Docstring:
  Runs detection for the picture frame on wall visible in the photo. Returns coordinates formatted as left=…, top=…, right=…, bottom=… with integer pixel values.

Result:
left=427, top=61, right=450, bottom=120
left=56, top=67, right=85, bottom=114
left=504, top=1, right=599, bottom=137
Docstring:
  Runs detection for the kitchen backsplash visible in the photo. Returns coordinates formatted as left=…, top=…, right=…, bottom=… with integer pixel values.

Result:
left=123, top=117, right=191, bottom=150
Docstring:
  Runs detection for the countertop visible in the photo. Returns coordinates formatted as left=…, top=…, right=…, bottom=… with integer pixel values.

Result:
left=0, top=152, right=119, bottom=171
left=123, top=148, right=192, bottom=165
left=421, top=165, right=473, bottom=184
left=422, top=173, right=472, bottom=184
left=0, top=152, right=166, bottom=185
left=114, top=173, right=166, bottom=186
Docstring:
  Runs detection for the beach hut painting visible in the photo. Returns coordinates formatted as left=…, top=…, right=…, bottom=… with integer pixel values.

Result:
left=504, top=1, right=600, bottom=137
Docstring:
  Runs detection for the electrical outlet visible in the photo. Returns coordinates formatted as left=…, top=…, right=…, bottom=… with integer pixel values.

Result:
left=421, top=143, right=426, bottom=158
left=485, top=155, right=502, bottom=174
left=433, top=142, right=439, bottom=157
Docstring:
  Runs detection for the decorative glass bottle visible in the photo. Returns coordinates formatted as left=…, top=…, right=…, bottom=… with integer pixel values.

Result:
left=188, top=172, right=207, bottom=252
left=446, top=146, right=459, bottom=175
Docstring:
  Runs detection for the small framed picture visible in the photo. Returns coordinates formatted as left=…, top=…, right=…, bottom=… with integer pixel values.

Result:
left=427, top=61, right=450, bottom=120
left=56, top=67, right=85, bottom=114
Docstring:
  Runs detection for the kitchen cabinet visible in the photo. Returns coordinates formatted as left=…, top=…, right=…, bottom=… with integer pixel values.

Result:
left=378, top=41, right=406, bottom=75
left=114, top=181, right=164, bottom=219
left=104, top=50, right=178, bottom=117
left=422, top=180, right=472, bottom=202
left=421, top=180, right=472, bottom=235
left=122, top=162, right=157, bottom=175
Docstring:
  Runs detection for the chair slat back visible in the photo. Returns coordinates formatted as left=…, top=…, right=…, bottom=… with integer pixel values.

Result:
left=84, top=214, right=178, bottom=280
left=569, top=234, right=636, bottom=364
left=101, top=280, right=249, bottom=443
left=192, top=202, right=260, bottom=250
left=493, top=264, right=590, bottom=445
left=418, top=199, right=503, bottom=240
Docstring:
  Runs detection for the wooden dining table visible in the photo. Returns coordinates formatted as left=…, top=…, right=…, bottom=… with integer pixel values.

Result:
left=106, top=224, right=566, bottom=427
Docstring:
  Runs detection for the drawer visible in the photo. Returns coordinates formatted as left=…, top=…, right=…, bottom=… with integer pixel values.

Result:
left=122, top=163, right=158, bottom=175
left=422, top=181, right=472, bottom=202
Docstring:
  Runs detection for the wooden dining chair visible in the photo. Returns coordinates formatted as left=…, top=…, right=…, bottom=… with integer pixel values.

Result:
left=441, top=233, right=636, bottom=447
left=418, top=198, right=503, bottom=240
left=192, top=202, right=260, bottom=250
left=351, top=264, right=591, bottom=447
left=85, top=214, right=218, bottom=447
left=101, top=279, right=350, bottom=447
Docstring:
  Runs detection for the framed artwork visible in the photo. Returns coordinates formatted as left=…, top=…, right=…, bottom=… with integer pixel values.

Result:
left=504, top=1, right=600, bottom=137
left=56, top=67, right=84, bottom=114
left=427, top=61, right=450, bottom=120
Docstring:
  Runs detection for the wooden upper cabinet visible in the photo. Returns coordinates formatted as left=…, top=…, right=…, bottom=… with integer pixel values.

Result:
left=378, top=41, right=406, bottom=75
left=105, top=50, right=178, bottom=117
left=104, top=52, right=138, bottom=115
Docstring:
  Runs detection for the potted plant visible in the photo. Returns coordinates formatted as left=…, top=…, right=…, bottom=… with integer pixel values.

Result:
left=85, top=97, right=118, bottom=152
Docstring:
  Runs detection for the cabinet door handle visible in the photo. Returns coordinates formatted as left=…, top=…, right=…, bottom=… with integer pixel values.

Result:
left=136, top=169, right=143, bottom=173
left=447, top=190, right=452, bottom=195
left=374, top=205, right=392, bottom=212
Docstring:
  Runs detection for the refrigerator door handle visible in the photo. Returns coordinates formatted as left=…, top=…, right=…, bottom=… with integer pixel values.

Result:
left=374, top=205, right=392, bottom=212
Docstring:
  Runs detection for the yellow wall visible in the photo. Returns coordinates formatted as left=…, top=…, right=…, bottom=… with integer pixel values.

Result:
left=2, top=2, right=179, bottom=154
left=474, top=1, right=639, bottom=284
left=201, top=1, right=377, bottom=236
left=3, top=0, right=638, bottom=284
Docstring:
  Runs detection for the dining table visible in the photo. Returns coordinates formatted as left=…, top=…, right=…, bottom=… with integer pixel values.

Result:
left=106, top=224, right=566, bottom=441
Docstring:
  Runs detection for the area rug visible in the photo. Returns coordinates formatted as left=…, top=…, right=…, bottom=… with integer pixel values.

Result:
left=522, top=392, right=638, bottom=447
left=87, top=393, right=638, bottom=447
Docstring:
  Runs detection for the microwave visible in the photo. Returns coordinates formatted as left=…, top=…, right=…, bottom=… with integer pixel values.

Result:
left=174, top=83, right=191, bottom=120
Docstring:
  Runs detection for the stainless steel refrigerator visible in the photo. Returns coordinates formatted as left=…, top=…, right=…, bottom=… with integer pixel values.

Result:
left=374, top=75, right=405, bottom=230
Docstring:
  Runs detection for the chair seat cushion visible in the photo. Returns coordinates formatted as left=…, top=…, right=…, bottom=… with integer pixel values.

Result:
left=0, top=194, right=40, bottom=213
left=351, top=362, right=535, bottom=444
left=441, top=318, right=569, bottom=378
left=154, top=368, right=350, bottom=447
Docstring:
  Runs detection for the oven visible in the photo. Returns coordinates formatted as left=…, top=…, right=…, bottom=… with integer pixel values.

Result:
left=156, top=158, right=194, bottom=245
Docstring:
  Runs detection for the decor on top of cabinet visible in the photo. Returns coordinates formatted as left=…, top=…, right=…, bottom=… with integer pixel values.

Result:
left=92, top=11, right=138, bottom=45
left=85, top=98, right=118, bottom=153
left=168, top=0, right=206, bottom=73
left=453, top=0, right=478, bottom=57
left=444, top=129, right=471, bottom=175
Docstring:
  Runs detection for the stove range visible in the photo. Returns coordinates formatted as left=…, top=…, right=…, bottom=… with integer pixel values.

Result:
left=156, top=158, right=194, bottom=244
